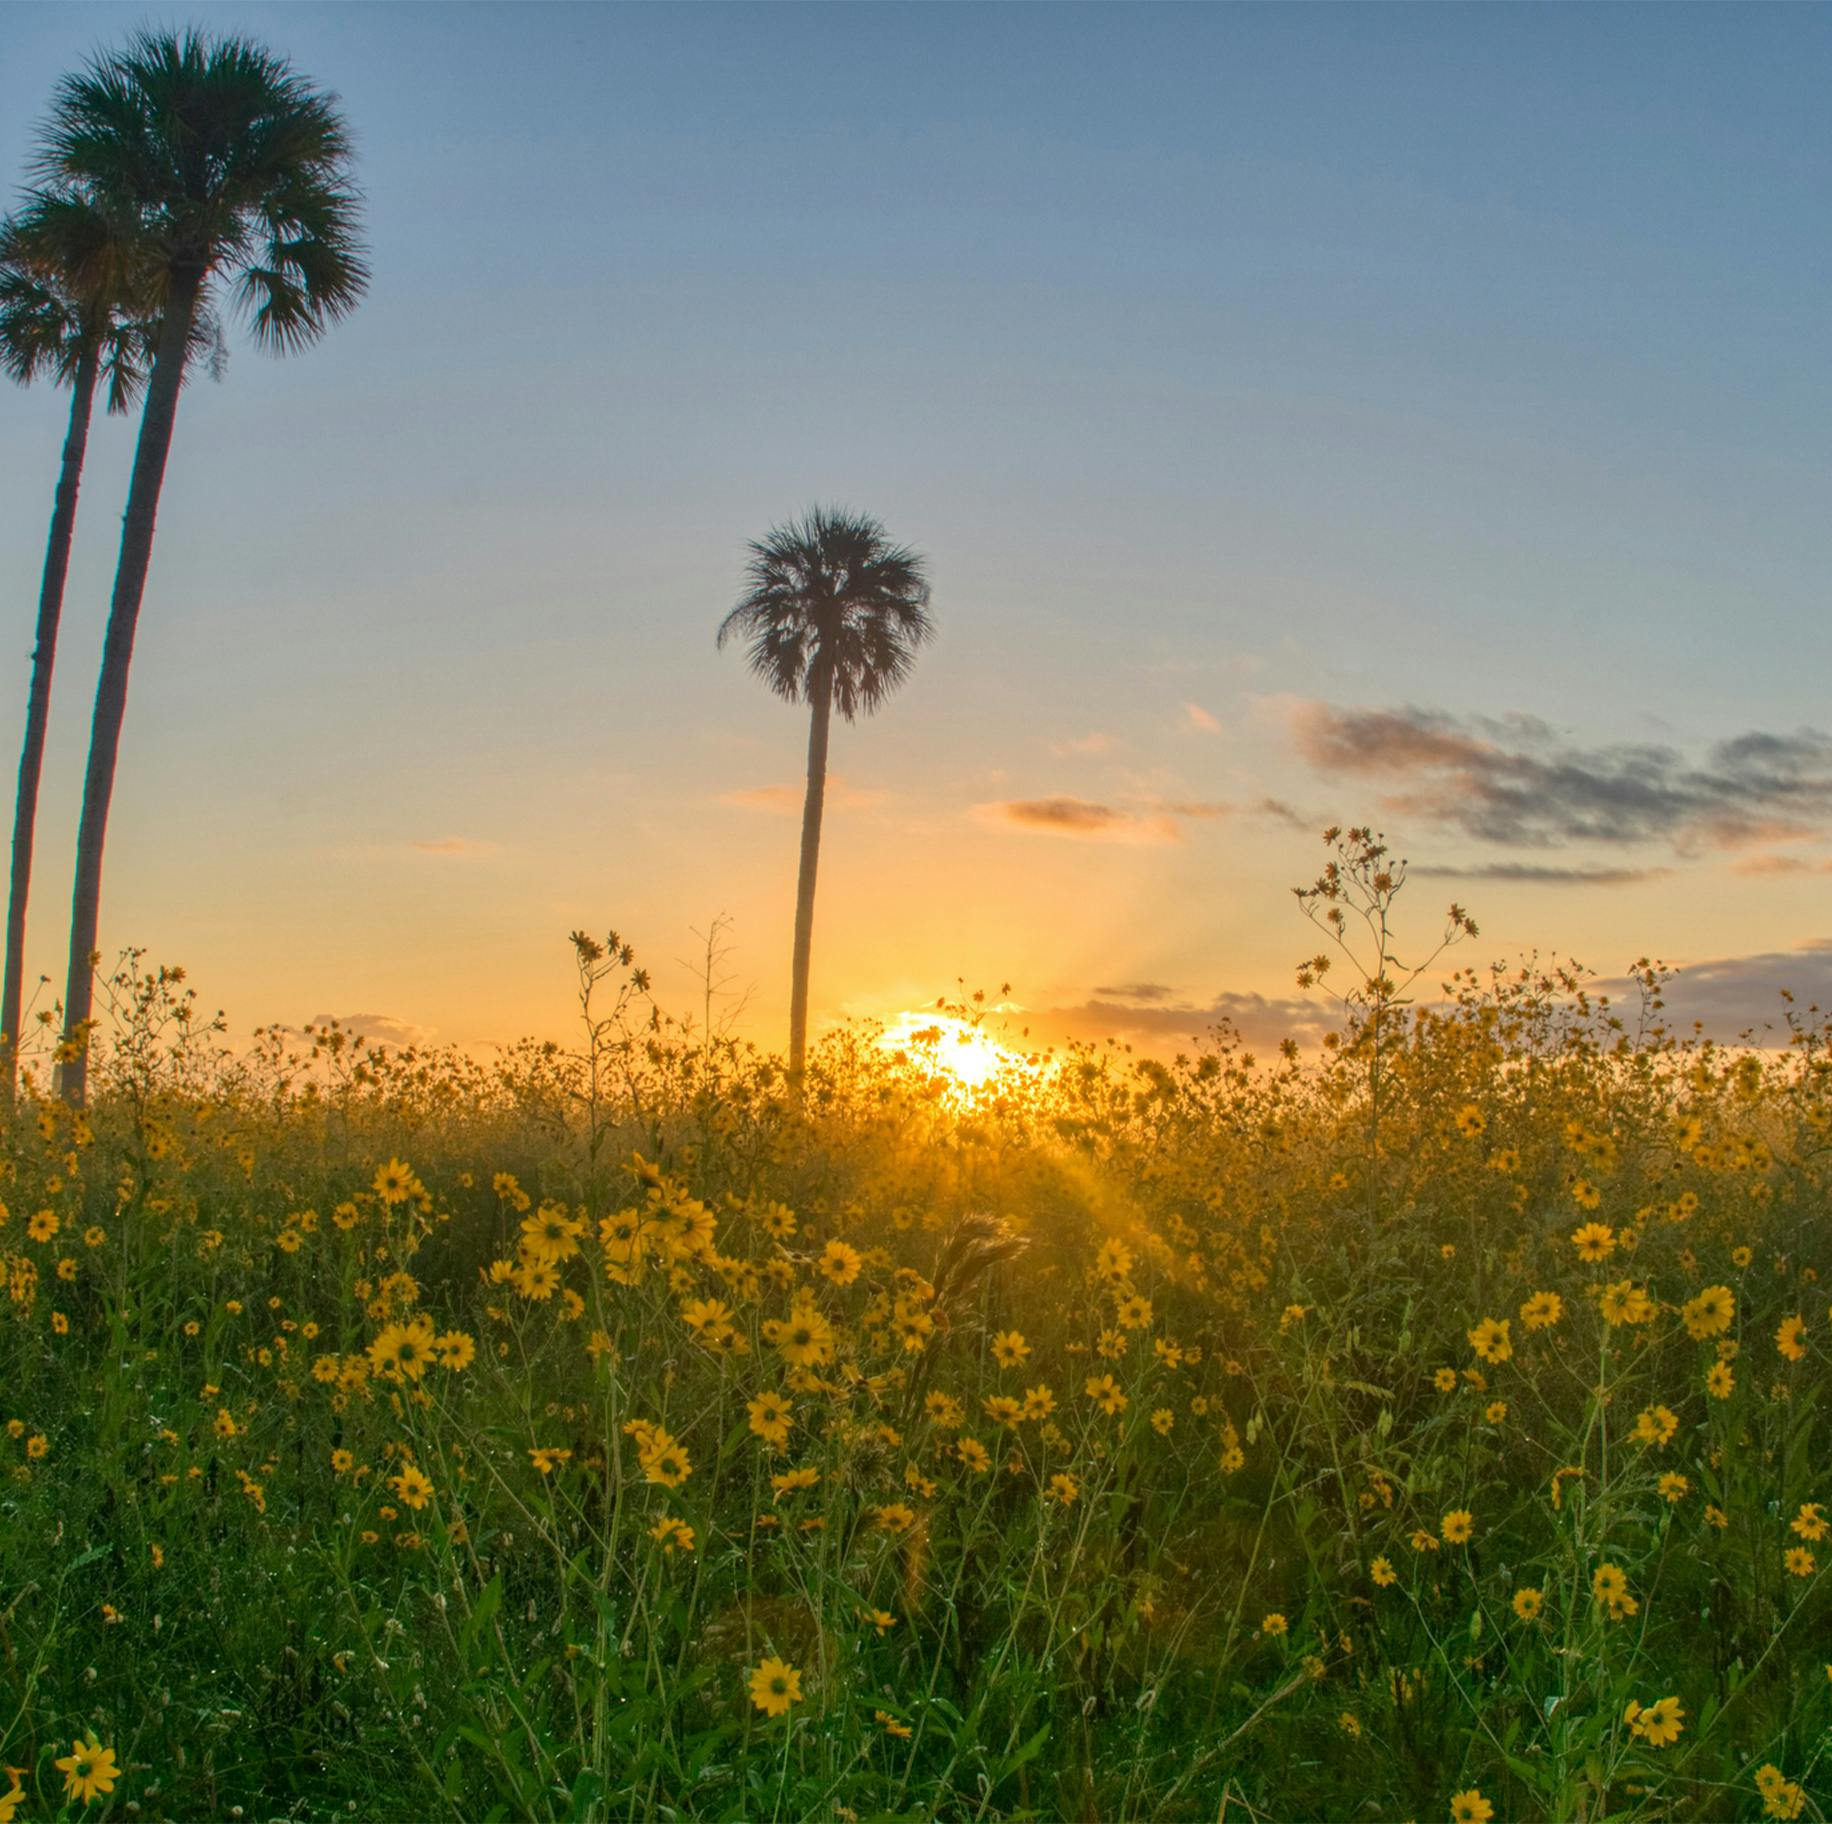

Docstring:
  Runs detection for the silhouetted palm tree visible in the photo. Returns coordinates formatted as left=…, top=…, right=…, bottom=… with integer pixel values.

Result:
left=32, top=29, right=368, bottom=1103
left=0, top=189, right=154, bottom=1099
left=717, top=507, right=932, bottom=1081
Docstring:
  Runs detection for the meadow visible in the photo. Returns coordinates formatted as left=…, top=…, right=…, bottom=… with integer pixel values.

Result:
left=0, top=835, right=1824, bottom=1822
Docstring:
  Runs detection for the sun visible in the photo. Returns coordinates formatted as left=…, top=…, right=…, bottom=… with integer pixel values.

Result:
left=879, top=1011, right=1026, bottom=1095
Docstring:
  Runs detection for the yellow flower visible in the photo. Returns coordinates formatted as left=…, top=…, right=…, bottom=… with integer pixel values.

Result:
left=55, top=1738, right=120, bottom=1804
left=1519, top=1290, right=1563, bottom=1330
left=1095, top=1238, right=1133, bottom=1282
left=1084, top=1373, right=1128, bottom=1415
left=1791, top=1502, right=1828, bottom=1542
left=775, top=1305, right=835, bottom=1369
left=1592, top=1561, right=1638, bottom=1619
left=1512, top=1586, right=1543, bottom=1619
left=1048, top=1472, right=1079, bottom=1504
left=817, top=1239, right=862, bottom=1286
left=876, top=1709, right=912, bottom=1738
left=1776, top=1313, right=1808, bottom=1362
left=748, top=1656, right=802, bottom=1717
left=1657, top=1471, right=1689, bottom=1503
left=748, top=1391, right=794, bottom=1448
left=1570, top=1221, right=1615, bottom=1261
left=1450, top=1790, right=1494, bottom=1824
left=368, top=1316, right=437, bottom=1382
left=389, top=1465, right=434, bottom=1510
left=1706, top=1361, right=1735, bottom=1399
left=1784, top=1546, right=1815, bottom=1578
left=1115, top=1293, right=1153, bottom=1330
left=1599, top=1280, right=1654, bottom=1327
left=1260, top=1611, right=1288, bottom=1636
left=1681, top=1284, right=1735, bottom=1339
left=1453, top=1104, right=1486, bottom=1138
left=991, top=1329, right=1030, bottom=1368
left=1441, top=1508, right=1474, bottom=1545
left=1467, top=1318, right=1511, bottom=1364
left=372, top=1158, right=416, bottom=1205
left=1371, top=1556, right=1397, bottom=1587
left=1626, top=1694, right=1684, bottom=1747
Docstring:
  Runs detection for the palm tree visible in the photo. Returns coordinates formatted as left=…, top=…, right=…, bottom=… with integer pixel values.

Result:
left=32, top=29, right=368, bottom=1103
left=717, top=507, right=932, bottom=1081
left=0, top=189, right=154, bottom=1100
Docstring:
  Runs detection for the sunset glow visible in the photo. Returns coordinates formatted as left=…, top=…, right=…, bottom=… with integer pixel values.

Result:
left=878, top=1011, right=1031, bottom=1095
left=4, top=8, right=1832, bottom=1817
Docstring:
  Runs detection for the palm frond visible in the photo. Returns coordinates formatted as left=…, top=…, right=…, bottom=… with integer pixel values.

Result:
left=30, top=27, right=368, bottom=361
left=717, top=506, right=933, bottom=719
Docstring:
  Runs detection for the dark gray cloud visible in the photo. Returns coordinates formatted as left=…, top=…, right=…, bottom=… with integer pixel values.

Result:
left=1091, top=982, right=1179, bottom=1003
left=1596, top=940, right=1832, bottom=1040
left=1414, top=862, right=1670, bottom=886
left=1023, top=989, right=1338, bottom=1052
left=1291, top=702, right=1832, bottom=852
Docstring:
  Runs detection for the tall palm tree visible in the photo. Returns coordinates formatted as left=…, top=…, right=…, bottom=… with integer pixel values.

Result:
left=717, top=507, right=932, bottom=1081
left=32, top=29, right=368, bottom=1103
left=0, top=189, right=154, bottom=1100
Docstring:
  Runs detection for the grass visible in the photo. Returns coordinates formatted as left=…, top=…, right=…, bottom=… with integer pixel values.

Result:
left=2, top=848, right=1830, bottom=1821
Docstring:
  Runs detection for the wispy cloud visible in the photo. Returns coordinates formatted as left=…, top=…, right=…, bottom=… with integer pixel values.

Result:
left=1183, top=702, right=1223, bottom=735
left=307, top=1011, right=431, bottom=1048
left=1289, top=701, right=1832, bottom=853
left=1731, top=854, right=1832, bottom=877
left=975, top=798, right=1181, bottom=844
left=410, top=836, right=500, bottom=859
left=1413, top=862, right=1670, bottom=887
left=1048, top=732, right=1119, bottom=758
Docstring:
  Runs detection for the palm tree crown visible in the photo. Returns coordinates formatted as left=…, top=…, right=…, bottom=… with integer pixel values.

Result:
left=34, top=28, right=368, bottom=353
left=0, top=189, right=154, bottom=412
left=718, top=507, right=933, bottom=721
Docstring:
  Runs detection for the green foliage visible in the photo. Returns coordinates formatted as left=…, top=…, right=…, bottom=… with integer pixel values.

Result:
left=2, top=887, right=1831, bottom=1819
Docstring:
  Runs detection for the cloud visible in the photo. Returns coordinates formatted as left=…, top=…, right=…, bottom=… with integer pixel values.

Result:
left=410, top=836, right=499, bottom=858
left=1023, top=988, right=1338, bottom=1052
left=1183, top=702, right=1223, bottom=735
left=1413, top=862, right=1670, bottom=887
left=1731, top=854, right=1832, bottom=877
left=1049, top=732, right=1119, bottom=758
left=1289, top=702, right=1832, bottom=853
left=719, top=777, right=884, bottom=814
left=1256, top=796, right=1315, bottom=832
left=975, top=798, right=1181, bottom=843
left=1595, top=939, right=1832, bottom=1041
left=307, top=1011, right=431, bottom=1048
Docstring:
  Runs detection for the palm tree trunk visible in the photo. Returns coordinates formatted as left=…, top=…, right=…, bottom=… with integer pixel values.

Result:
left=2, top=347, right=100, bottom=1104
left=58, top=267, right=202, bottom=1107
left=788, top=663, right=833, bottom=1082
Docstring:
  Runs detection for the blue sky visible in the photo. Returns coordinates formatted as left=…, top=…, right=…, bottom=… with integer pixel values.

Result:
left=3, top=3, right=1831, bottom=1052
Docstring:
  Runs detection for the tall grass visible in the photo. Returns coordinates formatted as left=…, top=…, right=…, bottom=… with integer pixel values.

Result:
left=1, top=846, right=1828, bottom=1820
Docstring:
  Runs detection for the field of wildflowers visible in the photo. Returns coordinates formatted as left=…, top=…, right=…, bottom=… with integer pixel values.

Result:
left=2, top=837, right=1829, bottom=1822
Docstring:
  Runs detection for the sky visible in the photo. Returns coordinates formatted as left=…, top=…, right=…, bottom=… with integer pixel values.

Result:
left=3, top=2, right=1832, bottom=1058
